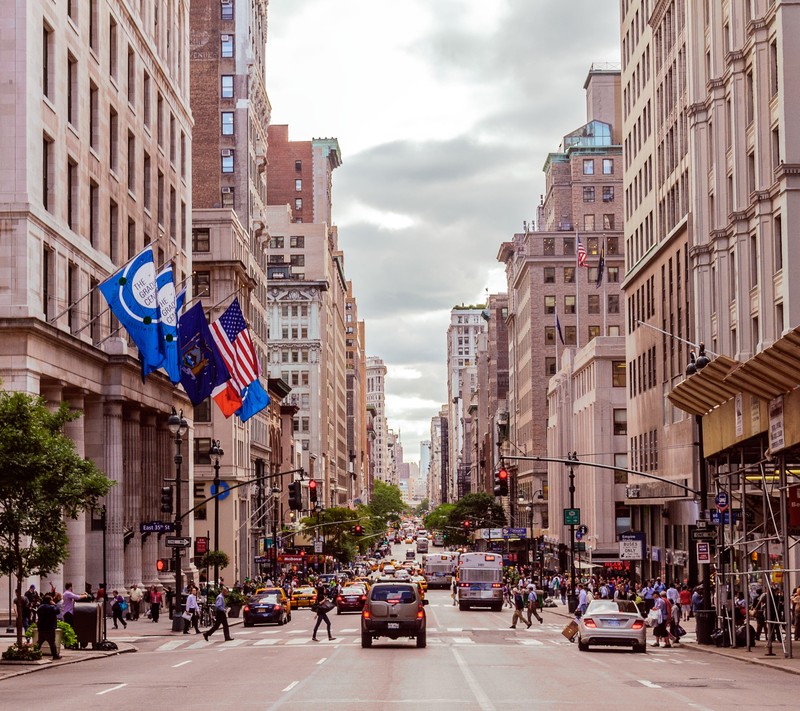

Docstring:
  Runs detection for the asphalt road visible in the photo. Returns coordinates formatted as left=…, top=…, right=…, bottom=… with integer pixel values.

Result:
left=2, top=543, right=799, bottom=708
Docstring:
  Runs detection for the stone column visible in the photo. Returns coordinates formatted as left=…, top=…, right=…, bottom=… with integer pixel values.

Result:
left=63, top=391, right=88, bottom=593
left=123, top=407, right=142, bottom=587
left=104, top=400, right=125, bottom=593
left=39, top=383, right=64, bottom=594
left=141, top=412, right=160, bottom=588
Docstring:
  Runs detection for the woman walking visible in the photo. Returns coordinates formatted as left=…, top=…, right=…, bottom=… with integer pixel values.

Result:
left=111, top=590, right=127, bottom=630
left=149, top=585, right=162, bottom=623
left=652, top=591, right=671, bottom=647
left=311, top=586, right=336, bottom=641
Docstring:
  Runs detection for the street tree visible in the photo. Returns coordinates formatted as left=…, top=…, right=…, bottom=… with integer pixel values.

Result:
left=424, top=503, right=455, bottom=534
left=0, top=390, right=113, bottom=649
left=366, top=480, right=406, bottom=528
left=443, top=493, right=507, bottom=546
left=414, top=498, right=430, bottom=516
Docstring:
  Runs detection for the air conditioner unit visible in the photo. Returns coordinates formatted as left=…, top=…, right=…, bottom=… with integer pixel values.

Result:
left=221, top=186, right=233, bottom=194
left=626, top=486, right=640, bottom=499
left=221, top=149, right=233, bottom=157
left=221, top=34, right=231, bottom=42
left=221, top=0, right=232, bottom=4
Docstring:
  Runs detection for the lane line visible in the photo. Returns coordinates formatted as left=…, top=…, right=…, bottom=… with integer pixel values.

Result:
left=282, top=680, right=299, bottom=692
left=452, top=647, right=497, bottom=711
left=638, top=680, right=662, bottom=688
left=316, top=657, right=327, bottom=665
left=97, top=683, right=127, bottom=696
left=172, top=660, right=192, bottom=668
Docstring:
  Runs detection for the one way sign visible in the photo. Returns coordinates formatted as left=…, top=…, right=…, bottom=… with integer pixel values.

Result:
left=166, top=536, right=191, bottom=548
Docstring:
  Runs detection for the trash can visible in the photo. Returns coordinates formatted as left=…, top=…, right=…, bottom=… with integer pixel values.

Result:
left=567, top=593, right=578, bottom=614
left=72, top=601, right=103, bottom=649
left=694, top=609, right=717, bottom=645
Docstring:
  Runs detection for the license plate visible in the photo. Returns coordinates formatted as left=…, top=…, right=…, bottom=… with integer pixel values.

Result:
left=604, top=619, right=621, bottom=626
left=388, top=622, right=399, bottom=629
left=480, top=590, right=494, bottom=599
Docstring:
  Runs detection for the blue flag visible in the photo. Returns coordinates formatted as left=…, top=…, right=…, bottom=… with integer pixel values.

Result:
left=178, top=302, right=231, bottom=405
left=99, top=246, right=161, bottom=371
left=155, top=265, right=180, bottom=383
left=236, top=378, right=271, bottom=423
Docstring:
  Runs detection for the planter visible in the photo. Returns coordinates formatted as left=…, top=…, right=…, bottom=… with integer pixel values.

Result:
left=33, top=628, right=63, bottom=654
left=228, top=605, right=241, bottom=618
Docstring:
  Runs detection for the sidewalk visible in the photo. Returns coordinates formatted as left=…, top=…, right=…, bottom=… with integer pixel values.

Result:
left=0, top=613, right=245, bottom=681
left=546, top=599, right=800, bottom=676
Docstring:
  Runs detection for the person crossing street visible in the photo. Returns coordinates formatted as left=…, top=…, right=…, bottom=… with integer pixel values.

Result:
left=526, top=585, right=543, bottom=625
left=510, top=589, right=530, bottom=629
left=203, top=586, right=233, bottom=642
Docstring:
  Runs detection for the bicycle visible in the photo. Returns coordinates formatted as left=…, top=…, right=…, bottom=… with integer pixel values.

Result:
left=199, top=603, right=214, bottom=628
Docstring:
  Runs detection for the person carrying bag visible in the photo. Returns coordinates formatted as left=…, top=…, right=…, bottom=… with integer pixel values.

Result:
left=311, top=586, right=336, bottom=641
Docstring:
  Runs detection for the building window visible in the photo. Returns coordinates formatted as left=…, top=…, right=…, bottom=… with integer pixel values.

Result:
left=221, top=74, right=234, bottom=98
left=194, top=437, right=212, bottom=465
left=584, top=214, right=595, bottom=231
left=127, top=45, right=135, bottom=105
left=221, top=0, right=234, bottom=20
left=295, top=198, right=303, bottom=210
left=543, top=237, right=555, bottom=255
left=564, top=295, right=576, bottom=314
left=564, top=326, right=576, bottom=345
left=89, top=182, right=99, bottom=247
left=143, top=71, right=151, bottom=127
left=290, top=235, right=304, bottom=248
left=195, top=400, right=211, bottom=424
left=545, top=357, right=556, bottom=376
left=583, top=159, right=594, bottom=175
left=583, top=186, right=595, bottom=202
left=607, top=236, right=620, bottom=255
left=588, top=325, right=600, bottom=341
left=143, top=153, right=151, bottom=211
left=90, top=83, right=99, bottom=149
left=607, top=325, right=620, bottom=336
left=603, top=158, right=614, bottom=174
left=192, top=228, right=210, bottom=252
left=613, top=409, right=627, bottom=435
left=603, top=214, right=615, bottom=230
left=67, top=53, right=78, bottom=125
left=588, top=294, right=600, bottom=314
left=612, top=360, right=626, bottom=387
left=544, top=267, right=555, bottom=284
left=221, top=35, right=234, bottom=58
left=67, top=159, right=78, bottom=230
left=545, top=326, right=556, bottom=345
left=221, top=111, right=234, bottom=135
left=603, top=186, right=615, bottom=202
left=290, top=254, right=305, bottom=267
left=295, top=160, right=302, bottom=171
left=608, top=294, right=620, bottom=313
left=561, top=267, right=574, bottom=284
left=295, top=179, right=302, bottom=191
left=127, top=132, right=135, bottom=192
left=109, top=16, right=118, bottom=79
left=563, top=236, right=575, bottom=255
left=270, top=236, right=285, bottom=249
left=194, top=271, right=210, bottom=298
left=221, top=187, right=234, bottom=206
left=109, top=108, right=119, bottom=172
left=544, top=295, right=555, bottom=315
left=587, top=236, right=599, bottom=255
left=42, top=134, right=53, bottom=212
left=221, top=151, right=234, bottom=173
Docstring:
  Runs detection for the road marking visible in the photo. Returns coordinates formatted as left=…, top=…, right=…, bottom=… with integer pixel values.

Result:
left=518, top=639, right=544, bottom=645
left=172, top=660, right=192, bottom=668
left=187, top=641, right=208, bottom=649
left=451, top=637, right=474, bottom=644
left=287, top=630, right=306, bottom=635
left=447, top=627, right=463, bottom=632
left=452, top=647, right=497, bottom=711
left=156, top=640, right=186, bottom=651
left=282, top=681, right=299, bottom=692
left=253, top=639, right=279, bottom=646
left=638, top=680, right=662, bottom=688
left=97, top=683, right=127, bottom=696
left=221, top=639, right=246, bottom=647
left=260, top=629, right=280, bottom=634
left=340, top=628, right=358, bottom=633
left=286, top=638, right=310, bottom=645
left=316, top=657, right=327, bottom=665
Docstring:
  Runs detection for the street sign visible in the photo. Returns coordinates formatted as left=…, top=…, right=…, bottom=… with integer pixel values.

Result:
left=577, top=525, right=589, bottom=535
left=563, top=508, right=581, bottom=526
left=715, top=490, right=729, bottom=512
left=165, top=536, right=191, bottom=548
left=194, top=536, right=208, bottom=555
left=314, top=540, right=323, bottom=553
left=278, top=554, right=306, bottom=563
left=619, top=531, right=646, bottom=560
left=695, top=519, right=709, bottom=530
left=691, top=529, right=717, bottom=541
left=139, top=520, right=175, bottom=533
left=210, top=480, right=231, bottom=501
left=696, top=542, right=712, bottom=563
left=254, top=555, right=269, bottom=564
left=575, top=542, right=586, bottom=552
left=575, top=530, right=583, bottom=541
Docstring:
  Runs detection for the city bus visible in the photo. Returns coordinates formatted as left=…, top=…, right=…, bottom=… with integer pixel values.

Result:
left=432, top=532, right=444, bottom=547
left=456, top=552, right=503, bottom=611
left=415, top=537, right=429, bottom=554
left=422, top=553, right=457, bottom=588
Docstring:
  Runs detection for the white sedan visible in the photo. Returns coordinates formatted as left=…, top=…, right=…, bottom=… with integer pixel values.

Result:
left=577, top=599, right=647, bottom=653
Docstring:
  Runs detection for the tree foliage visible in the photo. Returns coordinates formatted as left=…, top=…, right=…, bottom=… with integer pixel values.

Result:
left=365, top=480, right=406, bottom=528
left=425, top=494, right=507, bottom=546
left=414, top=498, right=430, bottom=516
left=0, top=390, right=113, bottom=647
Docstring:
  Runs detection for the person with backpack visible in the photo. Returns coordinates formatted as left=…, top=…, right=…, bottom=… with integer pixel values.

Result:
left=111, top=590, right=128, bottom=630
left=526, top=584, right=543, bottom=625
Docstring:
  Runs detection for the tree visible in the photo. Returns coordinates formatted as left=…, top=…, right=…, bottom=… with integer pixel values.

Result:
left=414, top=498, right=430, bottom=516
left=424, top=503, right=455, bottom=534
left=0, top=390, right=113, bottom=648
left=366, top=480, right=406, bottom=528
left=446, top=493, right=507, bottom=546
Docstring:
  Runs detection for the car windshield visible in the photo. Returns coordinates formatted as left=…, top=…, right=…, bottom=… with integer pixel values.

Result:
left=371, top=586, right=415, bottom=603
left=294, top=588, right=314, bottom=595
left=343, top=586, right=366, bottom=595
left=586, top=600, right=640, bottom=615
left=254, top=594, right=279, bottom=605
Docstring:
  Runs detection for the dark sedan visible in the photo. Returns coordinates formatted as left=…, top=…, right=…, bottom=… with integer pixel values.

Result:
left=336, top=585, right=368, bottom=614
left=243, top=591, right=291, bottom=627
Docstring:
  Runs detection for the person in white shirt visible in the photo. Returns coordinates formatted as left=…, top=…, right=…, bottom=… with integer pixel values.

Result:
left=577, top=584, right=589, bottom=614
left=183, top=586, right=200, bottom=634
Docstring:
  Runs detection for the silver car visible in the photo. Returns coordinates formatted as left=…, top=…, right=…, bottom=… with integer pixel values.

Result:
left=577, top=599, right=647, bottom=653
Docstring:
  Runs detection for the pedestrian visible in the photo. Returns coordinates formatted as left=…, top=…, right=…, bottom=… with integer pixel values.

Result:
left=203, top=586, right=233, bottom=642
left=451, top=575, right=458, bottom=606
left=149, top=586, right=162, bottom=623
left=679, top=584, right=692, bottom=621
left=311, top=586, right=336, bottom=641
left=577, top=583, right=589, bottom=615
left=129, top=583, right=143, bottom=621
left=35, top=594, right=62, bottom=660
left=526, top=585, right=543, bottom=625
left=652, top=591, right=671, bottom=647
left=510, top=589, right=530, bottom=629
left=61, top=582, right=87, bottom=628
left=165, top=586, right=174, bottom=619
left=183, top=585, right=200, bottom=634
left=111, top=590, right=128, bottom=629
left=791, top=585, right=800, bottom=642
left=24, top=584, right=40, bottom=625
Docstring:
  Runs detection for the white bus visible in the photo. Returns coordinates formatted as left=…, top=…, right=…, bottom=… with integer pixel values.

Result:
left=456, top=552, right=503, bottom=611
left=422, top=553, right=456, bottom=588
left=415, top=537, right=429, bottom=554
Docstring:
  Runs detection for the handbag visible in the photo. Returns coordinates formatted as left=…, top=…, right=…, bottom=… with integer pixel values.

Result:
left=319, top=599, right=335, bottom=613
left=181, top=610, right=193, bottom=621
left=119, top=600, right=128, bottom=611
left=646, top=609, right=660, bottom=627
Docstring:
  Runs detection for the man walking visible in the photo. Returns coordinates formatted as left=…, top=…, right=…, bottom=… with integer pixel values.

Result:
left=526, top=585, right=543, bottom=625
left=510, top=589, right=530, bottom=629
left=203, top=586, right=233, bottom=642
left=36, top=594, right=61, bottom=660
left=129, top=583, right=143, bottom=621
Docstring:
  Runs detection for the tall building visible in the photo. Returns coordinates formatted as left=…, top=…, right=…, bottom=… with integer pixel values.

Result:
left=189, top=0, right=276, bottom=583
left=345, top=282, right=368, bottom=505
left=429, top=407, right=450, bottom=505
left=499, top=66, right=625, bottom=527
left=0, top=0, right=192, bottom=597
left=446, top=305, right=486, bottom=500
left=366, top=356, right=389, bottom=484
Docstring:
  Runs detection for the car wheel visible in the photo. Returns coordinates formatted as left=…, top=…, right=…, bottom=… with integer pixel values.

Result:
left=634, top=643, right=647, bottom=653
left=361, top=630, right=373, bottom=648
left=491, top=603, right=502, bottom=612
left=578, top=639, right=589, bottom=651
left=243, top=622, right=253, bottom=628
left=458, top=602, right=467, bottom=611
left=416, top=628, right=427, bottom=648
left=336, top=609, right=341, bottom=615
left=277, top=615, right=284, bottom=626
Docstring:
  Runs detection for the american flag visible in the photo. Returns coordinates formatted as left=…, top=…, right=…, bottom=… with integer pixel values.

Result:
left=577, top=235, right=587, bottom=267
left=209, top=298, right=261, bottom=392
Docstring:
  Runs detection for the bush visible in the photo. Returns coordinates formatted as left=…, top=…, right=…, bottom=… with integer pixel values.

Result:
left=2, top=643, right=42, bottom=661
left=201, top=550, right=230, bottom=570
left=225, top=589, right=247, bottom=607
left=25, top=621, right=78, bottom=649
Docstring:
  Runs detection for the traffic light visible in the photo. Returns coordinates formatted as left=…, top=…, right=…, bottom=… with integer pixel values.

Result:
left=156, top=558, right=170, bottom=573
left=288, top=480, right=301, bottom=511
left=160, top=485, right=173, bottom=514
left=493, top=468, right=509, bottom=497
left=354, top=524, right=364, bottom=536
left=308, top=479, right=318, bottom=504
left=463, top=520, right=470, bottom=530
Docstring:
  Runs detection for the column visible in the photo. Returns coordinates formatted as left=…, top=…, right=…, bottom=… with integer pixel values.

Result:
left=141, top=413, right=160, bottom=588
left=63, top=390, right=88, bottom=593
left=104, top=400, right=125, bottom=592
left=39, top=382, right=64, bottom=594
left=123, top=407, right=142, bottom=587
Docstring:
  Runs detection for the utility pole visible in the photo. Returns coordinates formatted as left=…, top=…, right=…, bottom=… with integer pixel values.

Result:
left=568, top=452, right=578, bottom=614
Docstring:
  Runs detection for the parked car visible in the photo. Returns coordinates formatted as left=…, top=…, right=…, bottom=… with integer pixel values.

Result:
left=577, top=599, right=646, bottom=653
left=361, top=581, right=428, bottom=648
left=243, top=589, right=292, bottom=627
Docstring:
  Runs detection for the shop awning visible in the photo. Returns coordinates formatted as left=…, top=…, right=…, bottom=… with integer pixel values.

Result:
left=667, top=355, right=741, bottom=416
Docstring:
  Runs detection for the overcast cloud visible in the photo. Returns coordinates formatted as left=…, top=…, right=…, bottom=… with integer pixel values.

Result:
left=266, top=0, right=621, bottom=463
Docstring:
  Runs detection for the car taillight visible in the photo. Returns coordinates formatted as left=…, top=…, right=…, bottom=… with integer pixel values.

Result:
left=337, top=596, right=343, bottom=602
left=583, top=618, right=597, bottom=628
left=491, top=583, right=502, bottom=588
left=360, top=595, right=367, bottom=601
left=631, top=620, right=645, bottom=629
left=417, top=605, right=425, bottom=619
left=362, top=609, right=371, bottom=619
left=275, top=605, right=283, bottom=611
left=243, top=605, right=250, bottom=613
left=459, top=582, right=469, bottom=587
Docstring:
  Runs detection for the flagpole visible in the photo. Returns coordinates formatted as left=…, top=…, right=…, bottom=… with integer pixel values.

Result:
left=555, top=308, right=559, bottom=373
left=575, top=230, right=580, bottom=350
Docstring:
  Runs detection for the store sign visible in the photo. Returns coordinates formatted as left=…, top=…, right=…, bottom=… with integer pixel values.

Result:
left=696, top=542, right=712, bottom=564
left=769, top=395, right=785, bottom=453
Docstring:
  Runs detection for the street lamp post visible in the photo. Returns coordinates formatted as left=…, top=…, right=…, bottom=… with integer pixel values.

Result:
left=526, top=504, right=533, bottom=574
left=272, top=487, right=280, bottom=582
left=168, top=407, right=189, bottom=632
left=209, top=440, right=224, bottom=585
left=567, top=452, right=578, bottom=614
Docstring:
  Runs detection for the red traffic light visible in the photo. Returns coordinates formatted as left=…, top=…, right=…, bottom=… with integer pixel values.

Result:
left=463, top=520, right=470, bottom=528
left=354, top=524, right=364, bottom=535
left=308, top=480, right=317, bottom=490
left=498, top=468, right=508, bottom=481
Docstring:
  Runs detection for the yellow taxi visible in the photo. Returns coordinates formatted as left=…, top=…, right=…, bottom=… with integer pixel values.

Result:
left=410, top=574, right=428, bottom=592
left=405, top=537, right=414, bottom=544
left=290, top=586, right=318, bottom=609
left=348, top=578, right=372, bottom=591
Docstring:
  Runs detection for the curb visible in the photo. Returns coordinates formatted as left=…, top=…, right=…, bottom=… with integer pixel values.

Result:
left=0, top=643, right=137, bottom=682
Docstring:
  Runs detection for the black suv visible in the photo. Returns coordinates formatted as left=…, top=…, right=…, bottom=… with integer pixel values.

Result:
left=361, top=582, right=428, bottom=648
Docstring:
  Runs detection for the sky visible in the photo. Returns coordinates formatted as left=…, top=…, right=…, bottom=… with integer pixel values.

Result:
left=265, top=0, right=621, bottom=463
